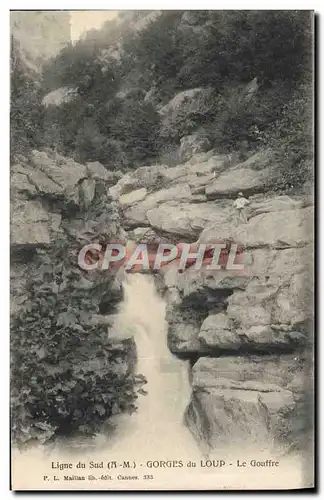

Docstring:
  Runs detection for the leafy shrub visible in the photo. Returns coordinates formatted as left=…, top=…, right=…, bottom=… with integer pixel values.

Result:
left=202, top=84, right=280, bottom=151
left=10, top=38, right=44, bottom=158
left=11, top=241, right=145, bottom=446
left=258, top=85, right=313, bottom=188
left=121, top=11, right=184, bottom=93
left=40, top=87, right=161, bottom=168
left=74, top=118, right=128, bottom=168
left=176, top=11, right=312, bottom=89
left=106, top=97, right=161, bottom=165
left=11, top=310, right=141, bottom=445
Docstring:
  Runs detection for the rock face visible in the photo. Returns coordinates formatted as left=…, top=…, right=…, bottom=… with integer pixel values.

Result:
left=11, top=11, right=71, bottom=69
left=11, top=198, right=52, bottom=246
left=179, top=133, right=211, bottom=161
left=159, top=87, right=216, bottom=143
left=111, top=146, right=314, bottom=453
left=42, top=86, right=79, bottom=107
left=186, top=355, right=303, bottom=449
left=205, top=149, right=276, bottom=198
left=159, top=88, right=205, bottom=116
left=11, top=151, right=113, bottom=249
left=163, top=197, right=313, bottom=451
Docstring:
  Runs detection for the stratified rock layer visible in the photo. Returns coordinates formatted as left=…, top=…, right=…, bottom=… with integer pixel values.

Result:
left=112, top=146, right=314, bottom=452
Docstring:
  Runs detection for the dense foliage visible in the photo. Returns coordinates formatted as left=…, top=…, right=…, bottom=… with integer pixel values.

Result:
left=10, top=38, right=44, bottom=157
left=11, top=11, right=313, bottom=181
left=11, top=239, right=146, bottom=446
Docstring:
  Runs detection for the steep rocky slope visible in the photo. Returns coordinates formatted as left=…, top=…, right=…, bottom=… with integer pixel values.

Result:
left=110, top=146, right=314, bottom=453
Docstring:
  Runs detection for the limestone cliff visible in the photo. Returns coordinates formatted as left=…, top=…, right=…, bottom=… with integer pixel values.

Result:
left=11, top=11, right=71, bottom=70
left=110, top=146, right=314, bottom=454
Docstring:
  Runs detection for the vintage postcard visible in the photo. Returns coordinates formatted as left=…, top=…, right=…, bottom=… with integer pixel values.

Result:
left=10, top=10, right=314, bottom=490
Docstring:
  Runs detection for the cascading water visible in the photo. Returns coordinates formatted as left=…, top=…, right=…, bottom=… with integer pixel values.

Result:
left=12, top=272, right=305, bottom=490
left=108, top=272, right=200, bottom=457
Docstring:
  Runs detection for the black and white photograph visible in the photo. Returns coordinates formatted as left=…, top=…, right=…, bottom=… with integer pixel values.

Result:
left=9, top=10, right=314, bottom=490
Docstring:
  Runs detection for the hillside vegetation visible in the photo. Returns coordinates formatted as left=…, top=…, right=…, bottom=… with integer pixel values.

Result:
left=11, top=11, right=313, bottom=186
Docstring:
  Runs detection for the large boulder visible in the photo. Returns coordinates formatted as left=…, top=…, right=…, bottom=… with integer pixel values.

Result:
left=159, top=87, right=215, bottom=142
left=10, top=150, right=119, bottom=249
left=185, top=355, right=303, bottom=450
left=42, top=86, right=78, bottom=107
left=233, top=206, right=313, bottom=249
left=30, top=150, right=87, bottom=191
left=147, top=201, right=232, bottom=238
left=227, top=246, right=313, bottom=340
left=206, top=149, right=276, bottom=199
left=124, top=199, right=234, bottom=237
left=132, top=164, right=167, bottom=187
left=12, top=151, right=90, bottom=209
left=248, top=195, right=306, bottom=218
left=198, top=313, right=241, bottom=350
left=86, top=161, right=118, bottom=182
left=179, top=133, right=211, bottom=162
left=12, top=163, right=64, bottom=198
left=199, top=204, right=313, bottom=250
left=159, top=88, right=204, bottom=116
left=119, top=188, right=148, bottom=205
left=11, top=172, right=37, bottom=197
left=109, top=174, right=140, bottom=200
left=186, top=152, right=230, bottom=176
left=144, top=184, right=192, bottom=208
left=11, top=199, right=51, bottom=247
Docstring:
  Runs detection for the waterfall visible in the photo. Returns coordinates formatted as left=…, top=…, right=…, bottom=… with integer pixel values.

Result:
left=107, top=272, right=200, bottom=457
left=12, top=272, right=305, bottom=490
left=123, top=273, right=189, bottom=420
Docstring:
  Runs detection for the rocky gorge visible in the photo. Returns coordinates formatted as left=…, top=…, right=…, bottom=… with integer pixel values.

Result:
left=11, top=143, right=314, bottom=454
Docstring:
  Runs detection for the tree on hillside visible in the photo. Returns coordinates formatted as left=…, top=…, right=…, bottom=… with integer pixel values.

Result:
left=38, top=11, right=313, bottom=175
left=10, top=37, right=44, bottom=157
left=176, top=11, right=312, bottom=89
left=122, top=11, right=184, bottom=96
